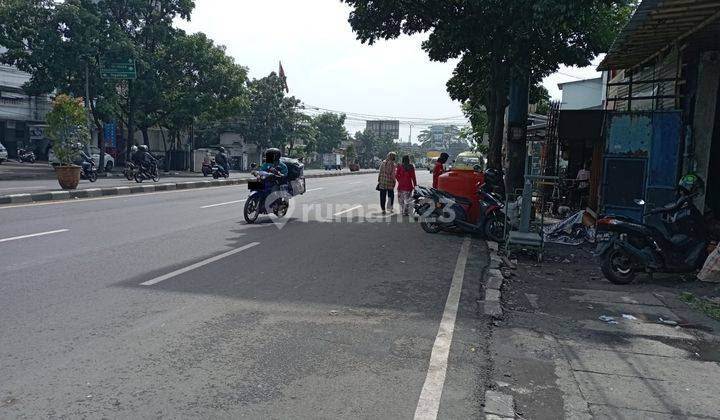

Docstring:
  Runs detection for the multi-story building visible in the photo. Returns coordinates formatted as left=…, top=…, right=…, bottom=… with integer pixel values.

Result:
left=0, top=61, right=52, bottom=159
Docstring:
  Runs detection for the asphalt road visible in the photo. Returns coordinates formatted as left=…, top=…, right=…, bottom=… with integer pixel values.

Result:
left=0, top=171, right=490, bottom=419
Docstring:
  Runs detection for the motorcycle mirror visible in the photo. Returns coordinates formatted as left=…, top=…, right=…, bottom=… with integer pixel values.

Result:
left=634, top=199, right=645, bottom=206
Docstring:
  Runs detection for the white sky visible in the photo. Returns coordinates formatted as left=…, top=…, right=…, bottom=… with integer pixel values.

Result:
left=176, top=0, right=603, bottom=143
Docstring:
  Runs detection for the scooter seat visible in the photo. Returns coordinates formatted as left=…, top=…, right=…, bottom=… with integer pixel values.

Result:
left=438, top=191, right=472, bottom=206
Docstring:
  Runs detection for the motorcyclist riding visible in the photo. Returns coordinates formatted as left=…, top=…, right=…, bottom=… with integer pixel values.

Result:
left=137, top=145, right=156, bottom=173
left=258, top=148, right=288, bottom=178
left=215, top=146, right=230, bottom=174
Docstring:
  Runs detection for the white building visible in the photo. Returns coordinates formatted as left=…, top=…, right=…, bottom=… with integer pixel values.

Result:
left=557, top=77, right=605, bottom=110
left=0, top=55, right=52, bottom=158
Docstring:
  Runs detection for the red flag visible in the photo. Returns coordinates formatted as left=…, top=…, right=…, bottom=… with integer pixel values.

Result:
left=279, top=61, right=289, bottom=93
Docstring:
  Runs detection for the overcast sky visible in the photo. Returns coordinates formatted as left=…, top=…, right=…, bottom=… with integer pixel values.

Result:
left=176, top=0, right=603, bottom=143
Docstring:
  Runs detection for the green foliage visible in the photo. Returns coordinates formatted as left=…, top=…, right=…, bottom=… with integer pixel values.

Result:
left=343, top=0, right=636, bottom=171
left=530, top=84, right=551, bottom=115
left=46, top=94, right=91, bottom=165
left=353, top=129, right=394, bottom=166
left=311, top=112, right=348, bottom=154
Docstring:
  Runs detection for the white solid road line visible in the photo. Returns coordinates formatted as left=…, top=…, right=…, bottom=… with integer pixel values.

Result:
left=140, top=242, right=260, bottom=286
left=0, top=229, right=69, bottom=244
left=305, top=187, right=324, bottom=192
left=414, top=236, right=471, bottom=420
left=333, top=205, right=363, bottom=216
left=201, top=199, right=247, bottom=209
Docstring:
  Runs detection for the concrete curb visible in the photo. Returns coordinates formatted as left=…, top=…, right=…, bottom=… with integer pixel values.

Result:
left=482, top=240, right=505, bottom=319
left=0, top=170, right=379, bottom=206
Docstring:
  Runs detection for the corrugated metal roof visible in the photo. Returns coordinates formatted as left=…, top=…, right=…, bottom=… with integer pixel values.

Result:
left=598, top=0, right=720, bottom=70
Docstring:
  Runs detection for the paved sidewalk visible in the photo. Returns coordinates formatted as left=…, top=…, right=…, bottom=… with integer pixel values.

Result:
left=487, top=244, right=720, bottom=419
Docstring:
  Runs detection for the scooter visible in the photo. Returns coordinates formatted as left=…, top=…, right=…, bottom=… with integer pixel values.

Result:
left=243, top=170, right=292, bottom=223
left=80, top=159, right=98, bottom=182
left=416, top=183, right=507, bottom=242
left=17, top=148, right=36, bottom=163
left=596, top=193, right=709, bottom=284
left=212, top=163, right=229, bottom=179
left=134, top=160, right=159, bottom=183
left=202, top=159, right=213, bottom=177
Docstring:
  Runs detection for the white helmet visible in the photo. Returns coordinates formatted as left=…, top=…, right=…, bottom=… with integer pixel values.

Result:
left=131, top=145, right=138, bottom=153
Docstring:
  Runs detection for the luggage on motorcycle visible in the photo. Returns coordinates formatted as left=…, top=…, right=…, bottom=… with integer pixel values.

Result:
left=281, top=157, right=304, bottom=181
left=290, top=179, right=306, bottom=196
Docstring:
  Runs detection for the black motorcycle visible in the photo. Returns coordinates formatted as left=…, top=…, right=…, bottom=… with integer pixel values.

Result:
left=415, top=183, right=507, bottom=242
left=134, top=161, right=159, bottom=183
left=596, top=193, right=709, bottom=284
left=17, top=148, right=36, bottom=163
left=212, top=163, right=229, bottom=179
left=80, top=159, right=98, bottom=182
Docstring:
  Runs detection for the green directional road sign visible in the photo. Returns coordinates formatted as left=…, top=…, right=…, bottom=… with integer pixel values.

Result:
left=100, top=59, right=136, bottom=80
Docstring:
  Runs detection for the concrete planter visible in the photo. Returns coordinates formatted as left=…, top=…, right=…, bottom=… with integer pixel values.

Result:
left=54, top=165, right=81, bottom=190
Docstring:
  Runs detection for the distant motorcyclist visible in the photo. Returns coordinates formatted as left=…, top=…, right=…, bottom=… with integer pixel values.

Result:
left=79, top=146, right=93, bottom=173
left=215, top=147, right=229, bottom=174
left=259, top=148, right=288, bottom=178
left=137, top=145, right=157, bottom=173
left=130, top=145, right=143, bottom=167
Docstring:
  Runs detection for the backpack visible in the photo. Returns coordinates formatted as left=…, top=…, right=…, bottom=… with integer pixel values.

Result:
left=281, top=157, right=304, bottom=180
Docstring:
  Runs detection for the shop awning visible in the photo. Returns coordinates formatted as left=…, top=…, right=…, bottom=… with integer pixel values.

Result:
left=598, top=0, right=720, bottom=71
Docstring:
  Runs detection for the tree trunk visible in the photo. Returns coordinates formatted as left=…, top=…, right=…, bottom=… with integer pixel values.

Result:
left=141, top=127, right=150, bottom=146
left=505, top=67, right=530, bottom=194
left=485, top=60, right=507, bottom=170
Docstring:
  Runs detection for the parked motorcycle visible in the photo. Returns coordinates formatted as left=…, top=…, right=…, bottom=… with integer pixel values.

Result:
left=596, top=174, right=709, bottom=284
left=212, top=163, right=229, bottom=179
left=124, top=162, right=137, bottom=181
left=134, top=161, right=159, bottom=183
left=244, top=170, right=292, bottom=223
left=17, top=148, right=36, bottom=163
left=416, top=183, right=507, bottom=242
left=80, top=159, right=98, bottom=182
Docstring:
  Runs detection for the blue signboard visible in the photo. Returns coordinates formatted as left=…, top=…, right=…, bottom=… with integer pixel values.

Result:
left=104, top=122, right=117, bottom=148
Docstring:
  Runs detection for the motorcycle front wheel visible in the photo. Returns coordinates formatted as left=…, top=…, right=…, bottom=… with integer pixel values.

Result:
left=484, top=213, right=507, bottom=243
left=213, top=172, right=219, bottom=179
left=601, top=248, right=637, bottom=285
left=244, top=196, right=261, bottom=224
left=125, top=169, right=133, bottom=181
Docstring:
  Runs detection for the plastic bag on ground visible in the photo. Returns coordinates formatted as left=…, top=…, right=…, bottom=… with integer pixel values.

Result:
left=698, top=244, right=720, bottom=283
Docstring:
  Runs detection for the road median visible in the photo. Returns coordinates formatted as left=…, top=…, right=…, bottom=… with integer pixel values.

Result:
left=0, top=170, right=378, bottom=206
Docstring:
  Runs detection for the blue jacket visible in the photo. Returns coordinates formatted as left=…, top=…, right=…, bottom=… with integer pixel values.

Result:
left=260, top=162, right=288, bottom=177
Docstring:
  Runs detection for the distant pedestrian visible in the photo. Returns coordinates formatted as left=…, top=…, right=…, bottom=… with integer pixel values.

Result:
left=433, top=152, right=450, bottom=188
left=396, top=155, right=417, bottom=216
left=377, top=152, right=397, bottom=214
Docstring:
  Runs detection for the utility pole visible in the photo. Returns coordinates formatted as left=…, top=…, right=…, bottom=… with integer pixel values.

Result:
left=505, top=66, right=530, bottom=193
left=408, top=123, right=414, bottom=144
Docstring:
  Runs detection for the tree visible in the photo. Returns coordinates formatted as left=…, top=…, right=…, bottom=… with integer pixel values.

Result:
left=354, top=129, right=377, bottom=167
left=530, top=84, right=551, bottom=116
left=244, top=73, right=297, bottom=151
left=312, top=112, right=348, bottom=154
left=342, top=0, right=634, bottom=190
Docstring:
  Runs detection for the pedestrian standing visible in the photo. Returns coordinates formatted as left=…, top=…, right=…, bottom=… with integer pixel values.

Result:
left=433, top=152, right=450, bottom=188
left=396, top=155, right=417, bottom=216
left=377, top=152, right=397, bottom=214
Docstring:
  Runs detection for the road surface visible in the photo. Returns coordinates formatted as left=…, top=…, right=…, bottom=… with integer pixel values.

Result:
left=0, top=171, right=490, bottom=419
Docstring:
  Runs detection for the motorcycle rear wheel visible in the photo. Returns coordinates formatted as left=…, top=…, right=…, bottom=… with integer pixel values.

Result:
left=421, top=220, right=443, bottom=234
left=88, top=172, right=97, bottom=182
left=274, top=200, right=289, bottom=218
left=135, top=173, right=143, bottom=183
left=484, top=214, right=507, bottom=243
left=244, top=197, right=260, bottom=224
left=601, top=248, right=637, bottom=285
left=213, top=172, right=219, bottom=179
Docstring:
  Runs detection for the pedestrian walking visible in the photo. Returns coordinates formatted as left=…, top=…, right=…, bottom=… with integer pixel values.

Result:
left=377, top=152, right=397, bottom=214
left=396, top=155, right=417, bottom=216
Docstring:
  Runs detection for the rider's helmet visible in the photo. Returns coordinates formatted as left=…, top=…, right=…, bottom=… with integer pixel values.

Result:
left=139, top=145, right=148, bottom=152
left=678, top=173, right=704, bottom=195
left=265, top=148, right=281, bottom=165
left=484, top=168, right=503, bottom=186
left=131, top=145, right=138, bottom=153
left=438, top=152, right=450, bottom=164
left=218, top=146, right=226, bottom=153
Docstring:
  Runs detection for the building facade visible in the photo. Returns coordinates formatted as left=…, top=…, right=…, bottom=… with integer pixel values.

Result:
left=366, top=120, right=399, bottom=141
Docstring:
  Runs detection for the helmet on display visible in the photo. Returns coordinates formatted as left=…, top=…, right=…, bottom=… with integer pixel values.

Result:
left=265, top=148, right=281, bottom=165
left=678, top=173, right=704, bottom=195
left=139, top=145, right=148, bottom=152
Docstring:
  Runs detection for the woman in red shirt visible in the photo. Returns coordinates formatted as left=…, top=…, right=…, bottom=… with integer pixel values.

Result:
left=432, top=153, right=450, bottom=188
left=396, top=155, right=417, bottom=216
